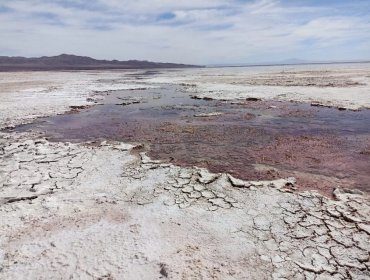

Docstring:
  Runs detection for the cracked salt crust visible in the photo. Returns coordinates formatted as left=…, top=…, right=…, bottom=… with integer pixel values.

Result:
left=0, top=68, right=369, bottom=279
left=0, top=136, right=369, bottom=279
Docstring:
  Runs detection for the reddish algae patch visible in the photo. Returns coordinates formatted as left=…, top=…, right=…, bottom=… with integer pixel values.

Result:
left=8, top=85, right=370, bottom=197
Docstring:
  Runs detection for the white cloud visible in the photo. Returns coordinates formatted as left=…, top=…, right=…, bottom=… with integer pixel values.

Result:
left=0, top=0, right=369, bottom=64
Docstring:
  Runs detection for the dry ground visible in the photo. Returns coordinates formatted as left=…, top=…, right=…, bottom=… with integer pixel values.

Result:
left=0, top=66, right=369, bottom=279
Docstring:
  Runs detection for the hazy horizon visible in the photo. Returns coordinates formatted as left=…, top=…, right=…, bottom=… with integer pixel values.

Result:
left=0, top=53, right=370, bottom=68
left=1, top=0, right=370, bottom=64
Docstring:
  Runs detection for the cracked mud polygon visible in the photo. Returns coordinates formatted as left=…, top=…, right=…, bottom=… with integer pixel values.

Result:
left=1, top=66, right=370, bottom=279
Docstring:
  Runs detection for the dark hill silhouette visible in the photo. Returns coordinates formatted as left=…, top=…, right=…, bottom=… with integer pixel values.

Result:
left=0, top=54, right=201, bottom=71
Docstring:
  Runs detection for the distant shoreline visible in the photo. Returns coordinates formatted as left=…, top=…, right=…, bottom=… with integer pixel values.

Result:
left=207, top=61, right=370, bottom=68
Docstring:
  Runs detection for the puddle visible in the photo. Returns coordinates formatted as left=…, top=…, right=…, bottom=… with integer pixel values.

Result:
left=7, top=84, right=370, bottom=196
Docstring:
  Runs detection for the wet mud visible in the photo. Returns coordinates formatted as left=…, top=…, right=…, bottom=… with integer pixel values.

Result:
left=8, top=85, right=370, bottom=197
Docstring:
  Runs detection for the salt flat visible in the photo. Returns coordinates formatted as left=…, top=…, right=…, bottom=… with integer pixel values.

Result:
left=149, top=63, right=370, bottom=110
left=0, top=65, right=369, bottom=279
left=0, top=70, right=158, bottom=129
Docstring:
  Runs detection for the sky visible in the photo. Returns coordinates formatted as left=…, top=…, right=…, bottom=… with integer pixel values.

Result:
left=0, top=0, right=369, bottom=64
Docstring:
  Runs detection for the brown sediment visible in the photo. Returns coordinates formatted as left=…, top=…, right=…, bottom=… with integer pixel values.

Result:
left=159, top=122, right=198, bottom=134
left=7, top=85, right=370, bottom=197
left=243, top=113, right=256, bottom=120
left=66, top=105, right=93, bottom=114
left=250, top=135, right=370, bottom=197
left=279, top=108, right=315, bottom=118
left=146, top=122, right=370, bottom=198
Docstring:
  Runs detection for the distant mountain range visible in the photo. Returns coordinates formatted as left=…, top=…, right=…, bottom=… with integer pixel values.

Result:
left=0, top=54, right=201, bottom=71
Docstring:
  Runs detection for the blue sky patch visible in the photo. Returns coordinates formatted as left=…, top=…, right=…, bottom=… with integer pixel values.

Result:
left=0, top=0, right=369, bottom=64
